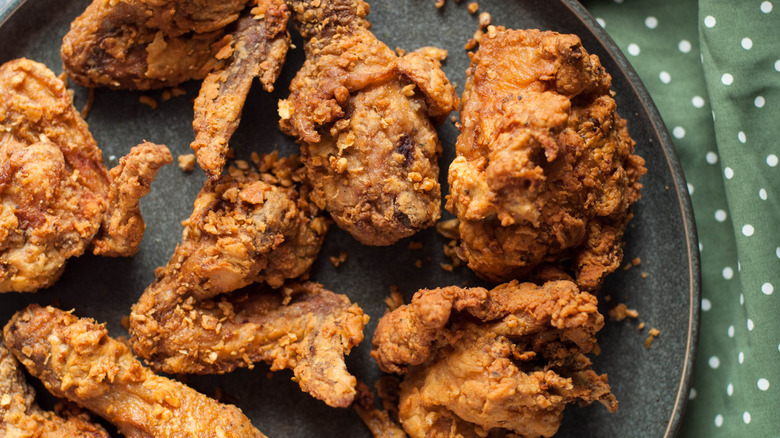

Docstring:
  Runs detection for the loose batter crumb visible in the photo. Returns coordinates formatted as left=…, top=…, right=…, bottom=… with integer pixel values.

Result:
left=608, top=303, right=639, bottom=321
left=385, top=286, right=404, bottom=311
left=330, top=251, right=349, bottom=267
left=467, top=2, right=478, bottom=14
left=178, top=154, right=196, bottom=172
left=138, top=95, right=158, bottom=109
left=408, top=241, right=423, bottom=250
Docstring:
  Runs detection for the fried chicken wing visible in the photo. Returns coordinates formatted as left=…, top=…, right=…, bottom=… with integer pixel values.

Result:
left=0, top=59, right=171, bottom=293
left=1, top=337, right=110, bottom=438
left=129, top=154, right=368, bottom=407
left=446, top=29, right=646, bottom=291
left=191, top=2, right=291, bottom=178
left=4, top=305, right=266, bottom=438
left=279, top=0, right=458, bottom=245
left=371, top=280, right=617, bottom=438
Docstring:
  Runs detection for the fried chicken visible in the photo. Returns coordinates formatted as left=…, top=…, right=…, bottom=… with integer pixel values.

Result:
left=61, top=0, right=254, bottom=89
left=4, top=305, right=266, bottom=438
left=0, top=59, right=171, bottom=293
left=279, top=0, right=458, bottom=245
left=191, top=1, right=290, bottom=179
left=129, top=154, right=368, bottom=408
left=447, top=29, right=646, bottom=291
left=1, top=337, right=110, bottom=438
left=371, top=280, right=617, bottom=438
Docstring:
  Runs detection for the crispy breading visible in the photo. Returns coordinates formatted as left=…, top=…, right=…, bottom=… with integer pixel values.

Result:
left=371, top=280, right=617, bottom=438
left=4, top=305, right=266, bottom=438
left=446, top=29, right=646, bottom=291
left=279, top=0, right=458, bottom=245
left=0, top=59, right=170, bottom=293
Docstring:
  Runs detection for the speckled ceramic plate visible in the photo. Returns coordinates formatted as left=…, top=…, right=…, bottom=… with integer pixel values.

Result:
left=0, top=0, right=699, bottom=436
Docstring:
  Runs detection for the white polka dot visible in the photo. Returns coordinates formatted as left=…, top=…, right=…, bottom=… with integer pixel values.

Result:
left=596, top=17, right=606, bottom=27
left=742, top=224, right=755, bottom=236
left=721, top=73, right=734, bottom=85
left=759, top=188, right=767, bottom=200
left=762, top=282, right=774, bottom=295
left=761, top=1, right=773, bottom=13
left=738, top=261, right=741, bottom=271
left=704, top=15, right=717, bottom=28
left=775, top=60, right=780, bottom=71
left=706, top=151, right=718, bottom=164
left=728, top=325, right=735, bottom=337
left=679, top=40, right=692, bottom=53
left=660, top=71, right=671, bottom=84
left=725, top=167, right=734, bottom=179
left=715, top=414, right=724, bottom=427
left=628, top=43, right=640, bottom=56
left=702, top=298, right=712, bottom=311
left=741, top=38, right=753, bottom=50
left=776, top=246, right=780, bottom=258
left=739, top=351, right=744, bottom=363
left=755, top=96, right=766, bottom=108
left=768, top=154, right=778, bottom=167
left=727, top=383, right=734, bottom=396
left=673, top=126, right=686, bottom=138
left=709, top=356, right=720, bottom=369
left=715, top=209, right=727, bottom=222
left=687, top=183, right=694, bottom=195
left=692, top=95, right=705, bottom=108
left=748, top=319, right=755, bottom=331
left=722, top=266, right=734, bottom=279
left=740, top=293, right=744, bottom=305
left=758, top=378, right=770, bottom=391
left=738, top=131, right=747, bottom=143
left=699, top=242, right=703, bottom=252
left=743, top=412, right=751, bottom=424
left=689, top=388, right=697, bottom=399
left=645, top=16, right=658, bottom=29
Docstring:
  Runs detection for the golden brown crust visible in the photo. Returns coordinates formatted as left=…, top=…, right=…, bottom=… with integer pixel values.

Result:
left=279, top=0, right=458, bottom=245
left=3, top=305, right=266, bottom=438
left=371, top=280, right=617, bottom=438
left=446, top=28, right=646, bottom=291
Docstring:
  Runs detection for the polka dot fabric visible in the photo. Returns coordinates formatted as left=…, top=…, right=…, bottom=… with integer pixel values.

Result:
left=584, top=0, right=779, bottom=436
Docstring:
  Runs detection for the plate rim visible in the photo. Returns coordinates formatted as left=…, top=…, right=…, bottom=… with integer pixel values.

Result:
left=0, top=0, right=702, bottom=436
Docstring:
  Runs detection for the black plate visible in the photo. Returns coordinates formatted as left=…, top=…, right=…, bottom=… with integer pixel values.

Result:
left=0, top=0, right=699, bottom=437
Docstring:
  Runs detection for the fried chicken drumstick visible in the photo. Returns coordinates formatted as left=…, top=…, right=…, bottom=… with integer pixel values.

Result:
left=4, top=305, right=266, bottom=438
left=1, top=336, right=110, bottom=438
left=0, top=59, right=171, bottom=293
left=447, top=29, right=646, bottom=291
left=371, top=280, right=617, bottom=438
left=129, top=154, right=368, bottom=408
left=279, top=0, right=458, bottom=245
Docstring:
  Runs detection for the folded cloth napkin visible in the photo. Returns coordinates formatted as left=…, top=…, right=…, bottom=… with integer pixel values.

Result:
left=584, top=0, right=779, bottom=435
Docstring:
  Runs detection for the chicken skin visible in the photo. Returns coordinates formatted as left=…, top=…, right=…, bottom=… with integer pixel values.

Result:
left=0, top=59, right=171, bottom=293
left=129, top=154, right=368, bottom=408
left=447, top=29, right=646, bottom=291
left=4, top=305, right=266, bottom=438
left=1, top=337, right=110, bottom=438
left=279, top=0, right=458, bottom=245
left=371, top=280, right=617, bottom=438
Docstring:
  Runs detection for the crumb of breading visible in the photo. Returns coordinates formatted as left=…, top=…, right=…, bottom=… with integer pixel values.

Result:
left=638, top=322, right=646, bottom=330
left=385, top=286, right=404, bottom=312
left=178, top=154, right=196, bottom=172
left=440, top=263, right=454, bottom=272
left=436, top=218, right=459, bottom=240
left=467, top=2, right=478, bottom=14
left=395, top=47, right=406, bottom=57
left=408, top=241, right=423, bottom=250
left=464, top=39, right=477, bottom=50
left=139, top=95, right=158, bottom=109
left=330, top=251, right=348, bottom=267
left=592, top=343, right=601, bottom=356
left=608, top=303, right=639, bottom=321
left=435, top=0, right=444, bottom=7
left=442, top=240, right=463, bottom=269
left=121, top=315, right=130, bottom=329
left=226, top=148, right=235, bottom=159
left=632, top=257, right=641, bottom=266
left=478, top=12, right=491, bottom=28
left=473, top=28, right=484, bottom=42
left=645, top=328, right=660, bottom=349
left=641, top=272, right=648, bottom=278
left=603, top=295, right=612, bottom=302
left=81, top=88, right=95, bottom=119
left=414, top=260, right=423, bottom=268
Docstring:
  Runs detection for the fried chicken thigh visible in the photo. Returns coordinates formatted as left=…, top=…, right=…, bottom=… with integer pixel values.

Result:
left=0, top=59, right=171, bottom=293
left=371, top=280, right=617, bottom=438
left=130, top=154, right=368, bottom=408
left=279, top=0, right=458, bottom=245
left=4, top=305, right=266, bottom=438
left=1, top=337, right=110, bottom=438
left=447, top=29, right=646, bottom=291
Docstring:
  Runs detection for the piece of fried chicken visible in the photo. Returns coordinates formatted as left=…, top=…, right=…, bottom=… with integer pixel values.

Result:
left=371, top=280, right=617, bottom=438
left=0, top=59, right=171, bottom=293
left=447, top=29, right=646, bottom=291
left=4, top=305, right=266, bottom=438
left=1, top=336, right=110, bottom=438
left=129, top=154, right=368, bottom=408
left=279, top=0, right=458, bottom=246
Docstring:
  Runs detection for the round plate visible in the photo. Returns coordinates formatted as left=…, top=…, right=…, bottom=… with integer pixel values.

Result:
left=0, top=0, right=699, bottom=437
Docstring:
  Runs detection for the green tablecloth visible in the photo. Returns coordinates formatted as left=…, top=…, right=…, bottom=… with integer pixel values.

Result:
left=583, top=0, right=779, bottom=435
